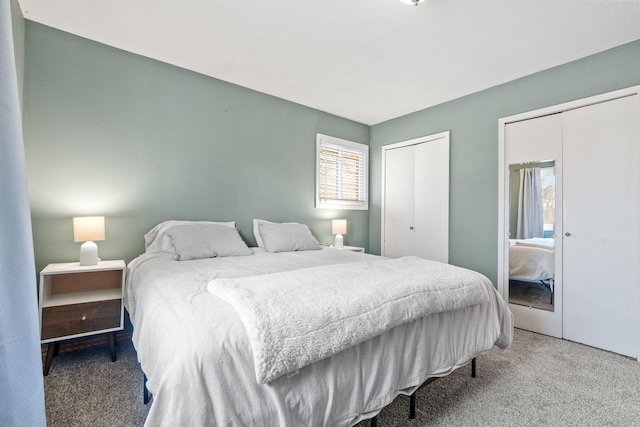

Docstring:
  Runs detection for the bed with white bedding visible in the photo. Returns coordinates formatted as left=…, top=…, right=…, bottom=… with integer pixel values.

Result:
left=125, top=220, right=513, bottom=426
left=509, top=238, right=555, bottom=282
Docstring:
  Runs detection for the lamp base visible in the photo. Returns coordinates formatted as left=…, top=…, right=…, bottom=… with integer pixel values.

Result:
left=334, top=234, right=344, bottom=248
left=79, top=241, right=99, bottom=266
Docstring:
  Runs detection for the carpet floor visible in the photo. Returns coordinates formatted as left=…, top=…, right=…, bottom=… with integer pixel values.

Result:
left=44, top=329, right=640, bottom=426
left=509, top=279, right=554, bottom=311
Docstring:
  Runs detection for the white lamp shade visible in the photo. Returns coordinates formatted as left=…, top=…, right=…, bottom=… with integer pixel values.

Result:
left=399, top=0, right=425, bottom=5
left=73, top=216, right=105, bottom=242
left=332, top=219, right=347, bottom=235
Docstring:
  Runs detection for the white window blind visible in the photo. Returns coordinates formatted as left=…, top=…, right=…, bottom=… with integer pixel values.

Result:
left=316, top=134, right=368, bottom=210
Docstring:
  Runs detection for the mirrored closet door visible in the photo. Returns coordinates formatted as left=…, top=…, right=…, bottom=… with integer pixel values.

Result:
left=499, top=87, right=640, bottom=358
left=502, top=113, right=563, bottom=338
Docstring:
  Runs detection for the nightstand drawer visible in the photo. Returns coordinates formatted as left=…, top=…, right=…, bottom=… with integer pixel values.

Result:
left=41, top=299, right=121, bottom=340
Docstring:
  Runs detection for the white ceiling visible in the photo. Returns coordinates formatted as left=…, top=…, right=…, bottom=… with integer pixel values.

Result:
left=17, top=0, right=640, bottom=125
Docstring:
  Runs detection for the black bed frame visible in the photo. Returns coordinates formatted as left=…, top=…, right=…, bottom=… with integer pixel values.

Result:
left=143, top=357, right=477, bottom=425
left=370, top=357, right=476, bottom=426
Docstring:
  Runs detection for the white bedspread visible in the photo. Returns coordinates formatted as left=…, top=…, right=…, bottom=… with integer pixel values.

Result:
left=208, top=256, right=490, bottom=383
left=509, top=239, right=554, bottom=281
left=125, top=248, right=513, bottom=427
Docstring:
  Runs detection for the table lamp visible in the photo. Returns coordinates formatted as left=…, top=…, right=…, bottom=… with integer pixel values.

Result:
left=332, top=219, right=347, bottom=248
left=73, top=216, right=105, bottom=266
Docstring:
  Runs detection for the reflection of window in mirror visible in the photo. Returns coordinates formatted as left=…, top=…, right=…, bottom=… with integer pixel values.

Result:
left=540, top=167, right=555, bottom=238
left=508, top=161, right=555, bottom=239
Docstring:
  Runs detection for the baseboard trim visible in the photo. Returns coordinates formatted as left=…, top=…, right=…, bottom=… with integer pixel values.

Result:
left=41, top=331, right=133, bottom=358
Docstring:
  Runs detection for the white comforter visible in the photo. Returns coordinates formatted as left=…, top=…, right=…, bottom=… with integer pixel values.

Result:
left=126, top=248, right=512, bottom=427
left=509, top=238, right=555, bottom=281
left=208, top=256, right=490, bottom=384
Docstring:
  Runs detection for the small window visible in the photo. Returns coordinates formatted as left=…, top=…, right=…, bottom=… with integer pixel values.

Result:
left=541, top=166, right=555, bottom=237
left=316, top=134, right=368, bottom=210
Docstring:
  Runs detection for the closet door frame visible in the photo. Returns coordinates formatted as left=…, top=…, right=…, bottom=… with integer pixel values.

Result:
left=381, top=131, right=450, bottom=260
left=498, top=85, right=640, bottom=360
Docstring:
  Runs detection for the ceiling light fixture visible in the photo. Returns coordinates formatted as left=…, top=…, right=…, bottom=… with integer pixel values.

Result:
left=399, top=0, right=425, bottom=5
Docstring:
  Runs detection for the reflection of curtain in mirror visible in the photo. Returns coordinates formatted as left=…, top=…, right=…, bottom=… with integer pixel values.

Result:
left=517, top=168, right=543, bottom=239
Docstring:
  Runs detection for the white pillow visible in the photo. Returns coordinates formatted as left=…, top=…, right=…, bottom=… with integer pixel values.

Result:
left=253, top=219, right=302, bottom=248
left=257, top=221, right=321, bottom=253
left=144, top=220, right=236, bottom=254
left=166, top=224, right=252, bottom=260
left=253, top=219, right=270, bottom=248
left=515, top=241, right=554, bottom=251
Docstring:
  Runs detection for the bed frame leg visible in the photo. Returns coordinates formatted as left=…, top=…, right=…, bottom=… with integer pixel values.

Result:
left=370, top=415, right=377, bottom=427
left=407, top=363, right=475, bottom=421
left=143, top=373, right=150, bottom=404
left=409, top=393, right=416, bottom=419
left=109, top=332, right=117, bottom=362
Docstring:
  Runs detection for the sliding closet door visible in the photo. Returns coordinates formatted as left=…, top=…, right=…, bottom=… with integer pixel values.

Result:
left=382, top=132, right=449, bottom=261
left=383, top=145, right=416, bottom=258
left=562, top=95, right=640, bottom=357
left=504, top=113, right=563, bottom=338
left=414, top=138, right=449, bottom=262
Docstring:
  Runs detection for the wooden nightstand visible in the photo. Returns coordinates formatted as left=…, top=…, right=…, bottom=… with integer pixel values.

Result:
left=330, top=245, right=365, bottom=253
left=39, top=260, right=126, bottom=375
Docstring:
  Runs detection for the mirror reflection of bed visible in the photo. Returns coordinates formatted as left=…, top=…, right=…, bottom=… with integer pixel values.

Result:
left=509, top=238, right=554, bottom=311
left=508, top=161, right=555, bottom=311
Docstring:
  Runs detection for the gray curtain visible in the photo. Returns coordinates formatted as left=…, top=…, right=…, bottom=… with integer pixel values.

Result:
left=516, top=167, right=543, bottom=239
left=0, top=0, right=47, bottom=424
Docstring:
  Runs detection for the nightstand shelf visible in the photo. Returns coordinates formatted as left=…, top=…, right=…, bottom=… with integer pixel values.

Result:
left=42, top=288, right=122, bottom=307
left=39, top=260, right=126, bottom=375
left=330, top=245, right=365, bottom=253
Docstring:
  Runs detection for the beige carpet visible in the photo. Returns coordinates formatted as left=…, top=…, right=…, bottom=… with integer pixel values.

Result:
left=44, top=329, right=640, bottom=426
left=509, top=279, right=553, bottom=311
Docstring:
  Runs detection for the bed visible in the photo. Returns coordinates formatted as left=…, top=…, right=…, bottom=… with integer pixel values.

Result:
left=509, top=238, right=555, bottom=303
left=509, top=238, right=555, bottom=282
left=125, top=220, right=513, bottom=426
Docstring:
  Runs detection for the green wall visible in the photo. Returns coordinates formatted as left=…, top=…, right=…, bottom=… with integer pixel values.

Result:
left=370, top=39, right=640, bottom=284
left=23, top=22, right=370, bottom=273
left=21, top=20, right=640, bottom=284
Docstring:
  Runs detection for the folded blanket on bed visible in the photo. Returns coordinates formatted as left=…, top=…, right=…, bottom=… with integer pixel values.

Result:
left=207, top=256, right=490, bottom=384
